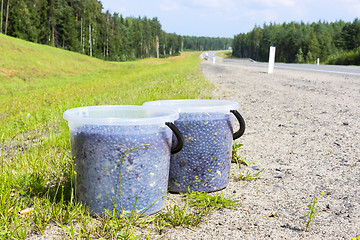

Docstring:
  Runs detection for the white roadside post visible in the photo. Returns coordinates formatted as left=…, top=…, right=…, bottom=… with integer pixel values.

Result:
left=213, top=57, right=216, bottom=64
left=317, top=58, right=320, bottom=65
left=268, top=45, right=276, bottom=74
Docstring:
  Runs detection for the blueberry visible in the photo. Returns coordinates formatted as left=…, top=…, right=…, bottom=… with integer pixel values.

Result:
left=70, top=124, right=172, bottom=216
left=168, top=112, right=234, bottom=193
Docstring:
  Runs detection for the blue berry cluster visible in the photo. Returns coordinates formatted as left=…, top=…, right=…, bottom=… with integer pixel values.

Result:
left=169, top=112, right=234, bottom=193
left=70, top=124, right=172, bottom=216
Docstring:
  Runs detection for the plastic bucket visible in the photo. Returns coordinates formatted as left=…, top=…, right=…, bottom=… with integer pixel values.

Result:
left=63, top=105, right=183, bottom=215
left=143, top=100, right=245, bottom=193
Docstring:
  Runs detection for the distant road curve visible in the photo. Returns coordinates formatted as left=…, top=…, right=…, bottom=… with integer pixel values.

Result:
left=201, top=51, right=360, bottom=76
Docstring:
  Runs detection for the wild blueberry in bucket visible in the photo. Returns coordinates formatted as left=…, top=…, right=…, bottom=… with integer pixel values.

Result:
left=70, top=124, right=172, bottom=216
left=63, top=105, right=182, bottom=216
left=169, top=112, right=234, bottom=193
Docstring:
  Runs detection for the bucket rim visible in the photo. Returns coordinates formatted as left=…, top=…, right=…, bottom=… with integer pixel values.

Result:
left=63, top=105, right=179, bottom=125
left=143, top=99, right=239, bottom=113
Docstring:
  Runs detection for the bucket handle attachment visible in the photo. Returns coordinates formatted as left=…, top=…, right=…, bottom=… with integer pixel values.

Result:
left=230, top=110, right=246, bottom=140
left=165, top=122, right=184, bottom=154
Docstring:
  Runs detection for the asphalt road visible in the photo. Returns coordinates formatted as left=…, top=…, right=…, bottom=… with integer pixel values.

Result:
left=201, top=51, right=360, bottom=76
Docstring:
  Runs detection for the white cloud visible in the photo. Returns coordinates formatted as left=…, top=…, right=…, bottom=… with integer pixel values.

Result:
left=244, top=9, right=277, bottom=22
left=243, top=0, right=296, bottom=8
left=190, top=0, right=235, bottom=8
left=341, top=0, right=360, bottom=15
left=178, top=0, right=239, bottom=12
left=190, top=0, right=221, bottom=7
left=160, top=0, right=181, bottom=11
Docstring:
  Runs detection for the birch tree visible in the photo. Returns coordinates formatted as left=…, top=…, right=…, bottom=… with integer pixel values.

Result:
left=4, top=0, right=9, bottom=35
left=1, top=0, right=3, bottom=33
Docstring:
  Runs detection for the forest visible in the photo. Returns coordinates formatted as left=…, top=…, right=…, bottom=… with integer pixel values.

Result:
left=0, top=0, right=231, bottom=61
left=182, top=36, right=232, bottom=51
left=232, top=19, right=360, bottom=65
left=3, top=0, right=358, bottom=65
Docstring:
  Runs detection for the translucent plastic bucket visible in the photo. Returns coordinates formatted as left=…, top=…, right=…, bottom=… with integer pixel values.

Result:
left=143, top=100, right=245, bottom=193
left=63, top=105, right=183, bottom=215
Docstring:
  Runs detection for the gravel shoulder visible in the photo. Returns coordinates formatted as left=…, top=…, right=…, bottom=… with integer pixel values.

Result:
left=27, top=59, right=360, bottom=240
left=163, top=60, right=360, bottom=239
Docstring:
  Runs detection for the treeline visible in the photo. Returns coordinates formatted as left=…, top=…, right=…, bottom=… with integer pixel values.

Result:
left=232, top=19, right=360, bottom=65
left=0, top=0, right=232, bottom=61
left=0, top=0, right=184, bottom=61
left=183, top=36, right=232, bottom=51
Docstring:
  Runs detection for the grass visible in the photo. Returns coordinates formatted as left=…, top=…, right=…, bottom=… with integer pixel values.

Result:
left=0, top=34, right=216, bottom=239
left=215, top=50, right=232, bottom=59
left=151, top=198, right=206, bottom=231
left=148, top=192, right=238, bottom=233
left=305, top=192, right=323, bottom=232
left=232, top=164, right=263, bottom=181
left=231, top=141, right=263, bottom=181
left=183, top=191, right=238, bottom=211
left=232, top=142, right=251, bottom=165
left=0, top=34, right=250, bottom=239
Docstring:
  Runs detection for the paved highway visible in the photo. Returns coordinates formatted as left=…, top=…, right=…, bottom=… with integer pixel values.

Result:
left=201, top=51, right=360, bottom=76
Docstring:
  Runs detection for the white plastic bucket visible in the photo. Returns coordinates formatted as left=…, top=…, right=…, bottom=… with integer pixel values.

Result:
left=143, top=100, right=245, bottom=193
left=63, top=105, right=183, bottom=215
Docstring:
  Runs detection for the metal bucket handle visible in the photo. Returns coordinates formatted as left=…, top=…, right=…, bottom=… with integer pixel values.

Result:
left=165, top=122, right=184, bottom=154
left=230, top=110, right=246, bottom=140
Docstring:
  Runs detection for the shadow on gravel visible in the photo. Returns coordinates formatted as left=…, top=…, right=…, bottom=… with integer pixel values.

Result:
left=280, top=223, right=303, bottom=232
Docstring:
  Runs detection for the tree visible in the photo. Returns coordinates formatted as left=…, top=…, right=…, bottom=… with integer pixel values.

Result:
left=57, top=0, right=79, bottom=51
left=37, top=0, right=50, bottom=44
left=183, top=36, right=233, bottom=51
left=48, top=0, right=57, bottom=46
left=306, top=50, right=314, bottom=63
left=4, top=0, right=8, bottom=35
left=308, top=33, right=321, bottom=61
left=151, top=17, right=161, bottom=58
left=1, top=0, right=221, bottom=61
left=7, top=0, right=359, bottom=65
left=232, top=20, right=359, bottom=65
left=1, top=0, right=3, bottom=33
left=295, top=47, right=304, bottom=63
left=6, top=0, right=36, bottom=40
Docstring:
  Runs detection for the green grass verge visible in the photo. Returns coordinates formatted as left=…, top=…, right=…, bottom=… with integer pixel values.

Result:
left=326, top=47, right=360, bottom=65
left=0, top=34, right=218, bottom=239
left=215, top=50, right=232, bottom=59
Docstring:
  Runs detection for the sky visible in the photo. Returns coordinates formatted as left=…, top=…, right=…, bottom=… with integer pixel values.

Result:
left=99, top=0, right=360, bottom=38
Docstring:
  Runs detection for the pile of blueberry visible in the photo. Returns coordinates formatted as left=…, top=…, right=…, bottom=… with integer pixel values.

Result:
left=70, top=124, right=172, bottom=216
left=169, top=112, right=234, bottom=193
